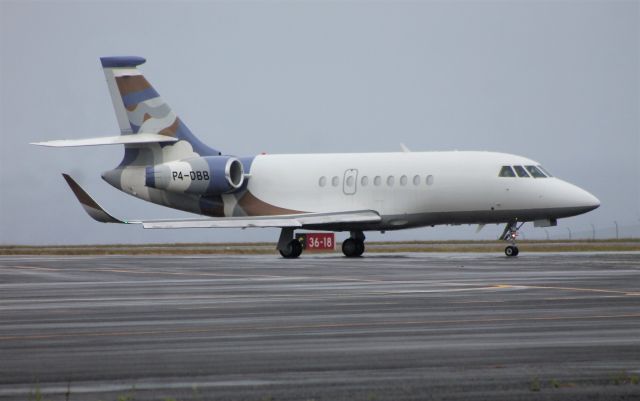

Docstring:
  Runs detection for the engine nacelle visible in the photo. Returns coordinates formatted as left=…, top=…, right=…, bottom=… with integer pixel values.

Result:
left=145, top=156, right=245, bottom=195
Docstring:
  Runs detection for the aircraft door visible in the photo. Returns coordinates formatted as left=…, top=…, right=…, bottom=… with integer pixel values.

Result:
left=343, top=169, right=358, bottom=195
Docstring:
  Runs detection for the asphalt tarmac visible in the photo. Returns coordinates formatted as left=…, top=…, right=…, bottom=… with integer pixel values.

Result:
left=1, top=252, right=639, bottom=401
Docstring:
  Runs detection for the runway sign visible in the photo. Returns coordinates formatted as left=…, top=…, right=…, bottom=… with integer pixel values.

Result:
left=295, top=232, right=335, bottom=252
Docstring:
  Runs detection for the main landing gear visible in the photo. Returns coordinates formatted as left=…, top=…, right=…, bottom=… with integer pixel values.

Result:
left=277, top=228, right=303, bottom=259
left=342, top=231, right=365, bottom=257
left=279, top=238, right=303, bottom=258
left=277, top=228, right=367, bottom=258
left=501, top=220, right=524, bottom=257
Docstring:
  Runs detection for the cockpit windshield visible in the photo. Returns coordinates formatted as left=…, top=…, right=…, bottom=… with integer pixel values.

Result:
left=537, top=165, right=553, bottom=177
left=513, top=166, right=530, bottom=178
left=499, top=166, right=516, bottom=177
left=499, top=165, right=552, bottom=178
left=525, top=165, right=546, bottom=178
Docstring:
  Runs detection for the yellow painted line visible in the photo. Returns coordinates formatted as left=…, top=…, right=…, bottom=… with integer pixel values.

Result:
left=2, top=313, right=639, bottom=342
left=2, top=265, right=59, bottom=271
left=451, top=300, right=507, bottom=304
left=95, top=268, right=292, bottom=280
left=95, top=268, right=387, bottom=283
left=519, top=284, right=640, bottom=297
left=330, top=302, right=399, bottom=306
left=542, top=296, right=628, bottom=301
left=369, top=285, right=510, bottom=296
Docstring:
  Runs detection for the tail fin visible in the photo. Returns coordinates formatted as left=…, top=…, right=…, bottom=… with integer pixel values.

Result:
left=100, top=56, right=220, bottom=164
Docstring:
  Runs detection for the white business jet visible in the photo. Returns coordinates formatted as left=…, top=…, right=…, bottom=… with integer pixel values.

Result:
left=33, top=57, right=600, bottom=258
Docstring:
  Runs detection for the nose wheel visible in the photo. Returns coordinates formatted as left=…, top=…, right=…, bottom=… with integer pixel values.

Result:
left=504, top=245, right=519, bottom=257
left=501, top=221, right=524, bottom=257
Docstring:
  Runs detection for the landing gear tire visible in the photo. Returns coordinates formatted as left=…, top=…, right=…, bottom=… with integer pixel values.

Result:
left=501, top=220, right=524, bottom=257
left=505, top=245, right=519, bottom=257
left=280, top=239, right=303, bottom=259
left=342, top=238, right=365, bottom=257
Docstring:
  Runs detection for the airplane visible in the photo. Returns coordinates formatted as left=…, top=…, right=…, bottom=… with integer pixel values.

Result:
left=33, top=56, right=600, bottom=258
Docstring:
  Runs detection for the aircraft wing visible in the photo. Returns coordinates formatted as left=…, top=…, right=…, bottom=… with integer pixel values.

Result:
left=62, top=174, right=381, bottom=229
left=137, top=210, right=381, bottom=229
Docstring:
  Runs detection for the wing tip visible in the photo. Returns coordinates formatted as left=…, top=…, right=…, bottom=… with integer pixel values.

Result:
left=61, top=173, right=124, bottom=224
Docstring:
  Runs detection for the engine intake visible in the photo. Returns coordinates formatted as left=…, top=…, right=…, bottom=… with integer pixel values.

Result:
left=145, top=156, right=245, bottom=195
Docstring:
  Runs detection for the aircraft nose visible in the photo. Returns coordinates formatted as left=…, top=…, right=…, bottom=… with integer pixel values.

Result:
left=572, top=186, right=600, bottom=213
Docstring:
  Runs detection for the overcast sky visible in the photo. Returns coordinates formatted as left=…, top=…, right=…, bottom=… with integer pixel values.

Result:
left=1, top=1, right=638, bottom=245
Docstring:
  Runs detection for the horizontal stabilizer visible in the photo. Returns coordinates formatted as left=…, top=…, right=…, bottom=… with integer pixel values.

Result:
left=32, top=133, right=178, bottom=147
left=62, top=174, right=125, bottom=224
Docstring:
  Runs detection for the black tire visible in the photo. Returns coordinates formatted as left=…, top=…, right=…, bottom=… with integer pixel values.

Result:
left=291, top=239, right=303, bottom=258
left=342, top=238, right=358, bottom=257
left=512, top=246, right=519, bottom=256
left=280, top=240, right=303, bottom=259
left=505, top=246, right=518, bottom=257
left=354, top=240, right=365, bottom=257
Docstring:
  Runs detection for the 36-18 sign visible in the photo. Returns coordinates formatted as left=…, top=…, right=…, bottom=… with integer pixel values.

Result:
left=295, top=233, right=335, bottom=252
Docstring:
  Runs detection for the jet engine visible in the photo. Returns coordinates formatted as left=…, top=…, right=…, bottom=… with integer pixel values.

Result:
left=145, top=156, right=245, bottom=195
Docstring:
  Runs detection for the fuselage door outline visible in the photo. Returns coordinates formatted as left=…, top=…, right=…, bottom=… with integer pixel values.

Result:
left=343, top=169, right=358, bottom=195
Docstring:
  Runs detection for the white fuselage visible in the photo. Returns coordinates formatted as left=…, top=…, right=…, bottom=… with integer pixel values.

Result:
left=245, top=151, right=599, bottom=229
left=106, top=150, right=599, bottom=231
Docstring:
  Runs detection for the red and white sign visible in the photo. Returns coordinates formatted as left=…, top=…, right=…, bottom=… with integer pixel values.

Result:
left=296, top=232, right=335, bottom=252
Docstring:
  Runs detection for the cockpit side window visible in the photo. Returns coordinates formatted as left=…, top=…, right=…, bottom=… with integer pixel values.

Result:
left=525, top=165, right=546, bottom=178
left=499, top=166, right=516, bottom=177
left=537, top=165, right=553, bottom=177
left=513, top=165, right=530, bottom=177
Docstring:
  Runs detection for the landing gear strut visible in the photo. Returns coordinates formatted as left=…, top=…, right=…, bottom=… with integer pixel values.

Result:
left=501, top=220, right=524, bottom=257
left=342, top=231, right=365, bottom=257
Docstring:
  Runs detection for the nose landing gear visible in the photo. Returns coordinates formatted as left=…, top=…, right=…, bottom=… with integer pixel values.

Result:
left=501, top=220, right=524, bottom=257
left=504, top=245, right=519, bottom=257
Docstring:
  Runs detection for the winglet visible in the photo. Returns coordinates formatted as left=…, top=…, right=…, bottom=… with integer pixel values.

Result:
left=62, top=174, right=125, bottom=224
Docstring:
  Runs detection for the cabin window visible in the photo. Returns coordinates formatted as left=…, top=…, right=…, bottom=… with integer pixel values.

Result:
left=387, top=176, right=395, bottom=186
left=426, top=175, right=434, bottom=185
left=319, top=176, right=327, bottom=187
left=525, top=165, right=546, bottom=178
left=499, top=166, right=516, bottom=177
left=332, top=176, right=339, bottom=186
left=361, top=176, right=369, bottom=186
left=374, top=176, right=382, bottom=186
left=413, top=175, right=420, bottom=185
left=538, top=165, right=553, bottom=177
left=400, top=175, right=408, bottom=186
left=346, top=175, right=355, bottom=186
left=513, top=166, right=530, bottom=177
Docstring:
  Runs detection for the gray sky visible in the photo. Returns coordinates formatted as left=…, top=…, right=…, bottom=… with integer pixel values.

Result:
left=1, top=1, right=638, bottom=245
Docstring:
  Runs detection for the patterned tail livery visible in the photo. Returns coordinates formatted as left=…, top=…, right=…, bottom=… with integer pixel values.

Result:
left=100, top=56, right=220, bottom=165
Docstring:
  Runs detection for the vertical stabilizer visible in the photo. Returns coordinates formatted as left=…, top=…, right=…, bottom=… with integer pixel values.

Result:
left=99, top=56, right=220, bottom=165
left=101, top=56, right=147, bottom=135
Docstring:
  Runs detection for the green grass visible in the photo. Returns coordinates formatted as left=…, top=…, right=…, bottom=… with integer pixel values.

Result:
left=611, top=371, right=640, bottom=386
left=529, top=376, right=541, bottom=392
